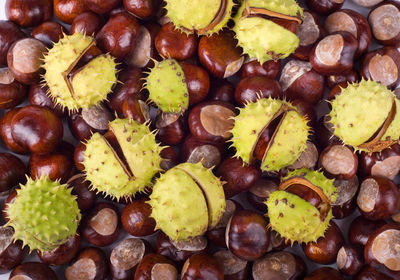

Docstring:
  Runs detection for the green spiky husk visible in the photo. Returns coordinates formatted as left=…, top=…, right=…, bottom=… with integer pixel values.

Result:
left=6, top=176, right=81, bottom=252
left=165, top=0, right=234, bottom=35
left=83, top=118, right=162, bottom=200
left=233, top=0, right=303, bottom=63
left=149, top=162, right=225, bottom=241
left=146, top=59, right=189, bottom=113
left=231, top=98, right=310, bottom=172
left=43, top=33, right=117, bottom=111
left=329, top=79, right=400, bottom=152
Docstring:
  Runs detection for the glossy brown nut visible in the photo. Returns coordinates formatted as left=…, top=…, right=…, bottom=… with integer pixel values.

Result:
left=84, top=0, right=121, bottom=14
left=315, top=115, right=341, bottom=150
left=303, top=221, right=344, bottom=264
left=332, top=176, right=359, bottom=219
left=293, top=10, right=324, bottom=61
left=29, top=151, right=74, bottom=183
left=365, top=223, right=400, bottom=275
left=180, top=62, right=210, bottom=106
left=359, top=144, right=400, bottom=180
left=134, top=253, right=178, bottom=280
left=213, top=249, right=250, bottom=280
left=10, top=262, right=57, bottom=280
left=235, top=76, right=282, bottom=106
left=239, top=59, right=281, bottom=79
left=110, top=238, right=150, bottom=280
left=70, top=11, right=103, bottom=35
left=216, top=157, right=261, bottom=198
left=305, top=0, right=344, bottom=15
left=226, top=210, right=270, bottom=261
left=81, top=202, right=121, bottom=247
left=0, top=108, right=27, bottom=154
left=38, top=234, right=81, bottom=266
left=96, top=12, right=140, bottom=60
left=156, top=232, right=208, bottom=265
left=124, top=0, right=161, bottom=20
left=357, top=176, right=400, bottom=220
left=361, top=47, right=400, bottom=89
left=246, top=178, right=279, bottom=213
left=279, top=60, right=324, bottom=104
left=31, top=21, right=66, bottom=47
left=155, top=112, right=187, bottom=145
left=355, top=265, right=394, bottom=280
left=0, top=68, right=27, bottom=110
left=108, top=67, right=144, bottom=114
left=353, top=0, right=384, bottom=7
left=318, top=144, right=358, bottom=179
left=181, top=253, right=224, bottom=280
left=252, top=251, right=306, bottom=280
left=65, top=247, right=108, bottom=280
left=198, top=30, right=244, bottom=79
left=155, top=22, right=197, bottom=61
left=208, top=79, right=235, bottom=103
left=122, top=97, right=150, bottom=124
left=336, top=244, right=364, bottom=276
left=54, top=0, right=89, bottom=24
left=7, top=38, right=46, bottom=85
left=326, top=69, right=359, bottom=89
left=368, top=1, right=400, bottom=46
left=305, top=267, right=344, bottom=280
left=29, top=83, right=65, bottom=118
left=349, top=215, right=387, bottom=246
left=121, top=198, right=156, bottom=237
left=159, top=146, right=178, bottom=171
left=0, top=226, right=25, bottom=274
left=73, top=143, right=86, bottom=172
left=6, top=0, right=52, bottom=27
left=288, top=140, right=319, bottom=170
left=310, top=31, right=358, bottom=75
left=180, top=134, right=225, bottom=169
left=67, top=174, right=96, bottom=212
left=0, top=20, right=25, bottom=66
left=10, top=105, right=63, bottom=154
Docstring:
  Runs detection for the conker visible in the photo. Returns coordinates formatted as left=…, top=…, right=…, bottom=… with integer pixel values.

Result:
left=10, top=262, right=57, bottom=280
left=6, top=0, right=52, bottom=27
left=134, top=253, right=178, bottom=280
left=349, top=215, right=387, bottom=246
left=369, top=1, right=400, bottom=46
left=181, top=253, right=224, bottom=280
left=65, top=247, right=108, bottom=280
left=336, top=244, right=364, bottom=276
left=0, top=20, right=25, bottom=66
left=0, top=226, right=25, bottom=274
left=214, top=249, right=250, bottom=280
left=121, top=198, right=156, bottom=237
left=38, top=234, right=81, bottom=266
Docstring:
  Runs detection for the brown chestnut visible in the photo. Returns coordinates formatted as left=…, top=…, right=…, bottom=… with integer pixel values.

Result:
left=239, top=59, right=281, bottom=80
left=326, top=69, right=359, bottom=89
left=81, top=202, right=121, bottom=247
left=357, top=176, right=400, bottom=220
left=155, top=112, right=187, bottom=145
left=181, top=252, right=224, bottom=280
left=235, top=76, right=283, bottom=106
left=0, top=20, right=25, bottom=66
left=134, top=253, right=178, bottom=280
left=226, top=210, right=270, bottom=261
left=7, top=38, right=46, bottom=85
left=10, top=262, right=57, bottom=280
left=29, top=83, right=65, bottom=118
left=73, top=143, right=86, bottom=172
left=0, top=226, right=25, bottom=274
left=318, top=144, right=358, bottom=179
left=198, top=30, right=244, bottom=79
left=38, top=234, right=81, bottom=266
left=159, top=146, right=178, bottom=171
left=305, top=0, right=344, bottom=15
left=310, top=31, right=358, bottom=75
left=84, top=0, right=121, bottom=14
left=0, top=109, right=28, bottom=154
left=0, top=68, right=27, bottom=109
left=252, top=251, right=306, bottom=280
left=122, top=97, right=150, bottom=124
left=369, top=1, right=400, bottom=46
left=65, top=247, right=108, bottom=280
left=208, top=79, right=235, bottom=104
left=214, top=249, right=250, bottom=280
left=305, top=267, right=344, bottom=280
left=180, top=62, right=210, bottom=106
left=287, top=141, right=319, bottom=170
left=6, top=0, right=52, bottom=27
left=155, top=22, right=197, bottom=61
left=31, top=21, right=66, bottom=47
left=0, top=153, right=26, bottom=196
left=353, top=0, right=384, bottom=7
left=70, top=11, right=103, bottom=35
left=349, top=215, right=387, bottom=247
left=246, top=178, right=279, bottom=212
left=124, top=0, right=160, bottom=20
left=121, top=198, right=156, bottom=237
left=54, top=0, right=89, bottom=24
left=355, top=265, right=394, bottom=280
left=332, top=176, right=359, bottom=219
left=336, top=244, right=364, bottom=276
left=68, top=174, right=96, bottom=212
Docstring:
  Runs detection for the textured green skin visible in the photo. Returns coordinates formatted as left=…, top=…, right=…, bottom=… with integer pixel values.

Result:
left=146, top=59, right=189, bottom=113
left=7, top=177, right=81, bottom=252
left=231, top=98, right=309, bottom=172
left=165, top=0, right=234, bottom=35
left=233, top=0, right=303, bottom=63
left=83, top=119, right=161, bottom=200
left=329, top=79, right=399, bottom=151
left=43, top=33, right=117, bottom=111
left=149, top=162, right=226, bottom=241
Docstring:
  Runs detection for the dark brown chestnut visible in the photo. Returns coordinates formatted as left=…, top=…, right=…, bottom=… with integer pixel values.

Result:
left=0, top=109, right=28, bottom=154
left=159, top=146, right=178, bottom=171
left=318, top=144, right=358, bottom=179
left=279, top=59, right=324, bottom=104
left=70, top=11, right=103, bottom=35
left=73, top=143, right=86, bottom=172
left=134, top=253, right=178, bottom=280
left=208, top=79, right=235, bottom=104
left=123, top=0, right=160, bottom=20
left=0, top=68, right=27, bottom=109
left=349, top=215, right=387, bottom=247
left=0, top=20, right=25, bottom=66
left=6, top=0, right=52, bottom=27
left=353, top=0, right=384, bottom=7
left=305, top=0, right=344, bottom=15
left=235, top=76, right=283, bottom=106
left=252, top=251, right=306, bottom=280
left=213, top=249, right=250, bottom=280
left=302, top=221, right=344, bottom=264
left=332, top=176, right=359, bottom=219
left=180, top=62, right=210, bottom=106
left=246, top=178, right=279, bottom=213
left=81, top=202, right=121, bottom=247
left=310, top=31, right=358, bottom=75
left=216, top=157, right=261, bottom=198
left=315, top=115, right=341, bottom=149
left=357, top=176, right=400, bottom=220
left=226, top=210, right=270, bottom=261
left=198, top=29, right=244, bottom=79
left=355, top=265, right=394, bottom=280
left=65, top=247, right=108, bottom=280
left=96, top=12, right=140, bottom=60
left=155, top=22, right=197, bottom=61
left=0, top=226, right=25, bottom=274
left=121, top=198, right=156, bottom=237
left=326, top=69, right=359, bottom=89
left=54, top=0, right=89, bottom=24
left=10, top=262, right=57, bottom=280
left=84, top=0, right=121, bottom=14
left=369, top=1, right=400, bottom=46
left=31, top=21, right=66, bottom=47
left=155, top=112, right=187, bottom=146
left=181, top=252, right=224, bottom=280
left=239, top=59, right=281, bottom=80
left=38, top=234, right=81, bottom=266
left=188, top=100, right=235, bottom=142
left=122, top=97, right=150, bottom=124
left=287, top=141, right=319, bottom=170
left=0, top=153, right=26, bottom=196
left=68, top=174, right=96, bottom=212
left=29, top=83, right=65, bottom=118
left=305, top=267, right=344, bottom=280
left=336, top=244, right=364, bottom=276
left=7, top=38, right=46, bottom=85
